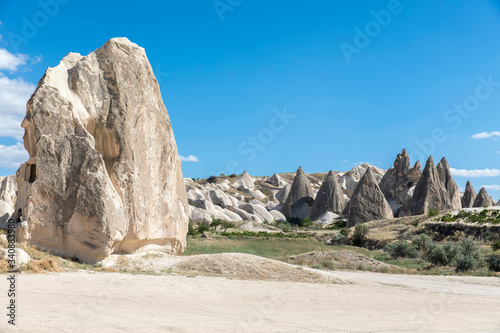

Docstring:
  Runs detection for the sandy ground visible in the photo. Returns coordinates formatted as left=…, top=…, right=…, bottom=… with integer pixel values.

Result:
left=1, top=266, right=499, bottom=333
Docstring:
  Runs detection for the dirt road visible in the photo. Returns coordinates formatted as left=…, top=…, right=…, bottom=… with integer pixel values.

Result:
left=1, top=269, right=499, bottom=333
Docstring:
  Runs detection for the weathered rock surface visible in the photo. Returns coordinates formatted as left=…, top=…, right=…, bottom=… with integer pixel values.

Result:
left=275, top=183, right=291, bottom=203
left=409, top=156, right=461, bottom=215
left=232, top=171, right=255, bottom=189
left=338, top=164, right=385, bottom=191
left=0, top=175, right=17, bottom=224
left=268, top=173, right=286, bottom=187
left=281, top=167, right=315, bottom=219
left=436, top=157, right=462, bottom=210
left=461, top=180, right=477, bottom=208
left=379, top=149, right=421, bottom=216
left=1, top=248, right=30, bottom=269
left=15, top=38, right=188, bottom=263
left=310, top=171, right=345, bottom=220
left=473, top=187, right=493, bottom=208
left=347, top=168, right=393, bottom=227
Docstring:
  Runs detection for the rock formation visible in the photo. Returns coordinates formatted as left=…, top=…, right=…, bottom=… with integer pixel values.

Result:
left=436, top=157, right=462, bottom=209
left=461, top=180, right=477, bottom=208
left=268, top=173, right=286, bottom=187
left=409, top=156, right=461, bottom=215
left=232, top=171, right=255, bottom=189
left=281, top=166, right=315, bottom=219
left=338, top=164, right=385, bottom=191
left=0, top=175, right=17, bottom=224
left=310, top=171, right=345, bottom=220
left=15, top=38, right=189, bottom=263
left=347, top=168, right=393, bottom=227
left=473, top=187, right=493, bottom=208
left=378, top=149, right=421, bottom=216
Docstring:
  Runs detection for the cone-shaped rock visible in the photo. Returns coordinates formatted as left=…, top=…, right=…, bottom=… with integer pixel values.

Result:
left=268, top=173, right=286, bottom=187
left=436, top=157, right=462, bottom=209
left=410, top=156, right=459, bottom=215
left=473, top=187, right=493, bottom=208
left=461, top=180, right=477, bottom=208
left=347, top=168, right=393, bottom=227
left=15, top=38, right=189, bottom=263
left=281, top=166, right=315, bottom=219
left=310, top=171, right=345, bottom=220
left=495, top=200, right=500, bottom=207
left=232, top=171, right=255, bottom=189
left=379, top=149, right=422, bottom=216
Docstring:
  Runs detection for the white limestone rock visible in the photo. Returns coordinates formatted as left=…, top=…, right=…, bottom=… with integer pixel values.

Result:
left=15, top=38, right=189, bottom=263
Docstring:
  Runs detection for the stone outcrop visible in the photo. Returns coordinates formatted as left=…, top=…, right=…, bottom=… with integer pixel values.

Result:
left=310, top=171, right=345, bottom=220
left=338, top=164, right=385, bottom=191
left=473, top=187, right=493, bottom=208
left=268, top=173, right=286, bottom=187
left=378, top=149, right=421, bottom=216
left=461, top=180, right=477, bottom=208
left=436, top=157, right=462, bottom=209
left=409, top=156, right=461, bottom=215
left=0, top=175, right=17, bottom=224
left=15, top=38, right=189, bottom=263
left=347, top=168, right=393, bottom=227
left=281, top=166, right=315, bottom=219
left=232, top=171, right=255, bottom=189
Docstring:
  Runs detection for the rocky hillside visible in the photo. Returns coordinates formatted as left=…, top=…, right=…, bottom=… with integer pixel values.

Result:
left=185, top=149, right=499, bottom=226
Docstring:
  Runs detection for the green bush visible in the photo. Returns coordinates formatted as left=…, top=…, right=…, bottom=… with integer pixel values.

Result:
left=301, top=218, right=313, bottom=227
left=428, top=209, right=440, bottom=216
left=276, top=221, right=291, bottom=232
left=491, top=238, right=500, bottom=252
left=426, top=242, right=458, bottom=266
left=385, top=241, right=418, bottom=259
left=340, top=228, right=350, bottom=237
left=329, top=233, right=346, bottom=245
left=187, top=221, right=198, bottom=236
left=210, top=218, right=222, bottom=232
left=352, top=224, right=369, bottom=247
left=287, top=217, right=313, bottom=228
left=455, top=238, right=481, bottom=272
left=486, top=255, right=500, bottom=272
left=197, top=221, right=210, bottom=234
left=333, top=220, right=347, bottom=229
left=220, top=221, right=235, bottom=232
left=412, top=234, right=433, bottom=254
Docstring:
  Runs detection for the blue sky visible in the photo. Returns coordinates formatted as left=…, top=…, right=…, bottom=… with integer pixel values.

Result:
left=0, top=0, right=499, bottom=200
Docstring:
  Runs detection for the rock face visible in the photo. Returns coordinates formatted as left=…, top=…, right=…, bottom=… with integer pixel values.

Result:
left=409, top=156, right=461, bottom=215
left=461, top=181, right=477, bottom=208
left=436, top=157, right=462, bottom=210
left=378, top=149, right=421, bottom=216
left=473, top=187, right=493, bottom=208
left=347, top=168, right=393, bottom=227
left=0, top=175, right=17, bottom=224
left=281, top=167, right=315, bottom=219
left=268, top=173, right=286, bottom=187
left=338, top=164, right=384, bottom=191
left=232, top=171, right=255, bottom=189
left=310, top=171, right=345, bottom=220
left=15, top=38, right=189, bottom=263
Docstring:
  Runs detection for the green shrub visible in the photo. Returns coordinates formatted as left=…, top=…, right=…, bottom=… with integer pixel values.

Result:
left=486, top=255, right=500, bottom=272
left=187, top=221, right=198, bottom=236
left=333, top=220, right=347, bottom=229
left=287, top=217, right=313, bottom=228
left=301, top=218, right=313, bottom=227
left=428, top=209, right=440, bottom=217
left=426, top=242, right=459, bottom=266
left=455, top=238, right=481, bottom=272
left=221, top=221, right=235, bottom=232
left=491, top=238, right=500, bottom=252
left=329, top=233, right=346, bottom=245
left=276, top=221, right=291, bottom=232
left=210, top=218, right=222, bottom=232
left=340, top=228, right=350, bottom=237
left=352, top=224, right=369, bottom=247
left=412, top=234, right=433, bottom=254
left=385, top=241, right=418, bottom=259
left=197, top=221, right=210, bottom=234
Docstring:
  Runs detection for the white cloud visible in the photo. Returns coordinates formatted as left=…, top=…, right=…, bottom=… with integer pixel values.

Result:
left=0, top=115, right=24, bottom=139
left=0, top=76, right=35, bottom=118
left=0, top=142, right=28, bottom=168
left=481, top=185, right=500, bottom=191
left=0, top=49, right=29, bottom=72
left=179, top=155, right=199, bottom=162
left=471, top=131, right=500, bottom=139
left=451, top=168, right=500, bottom=178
